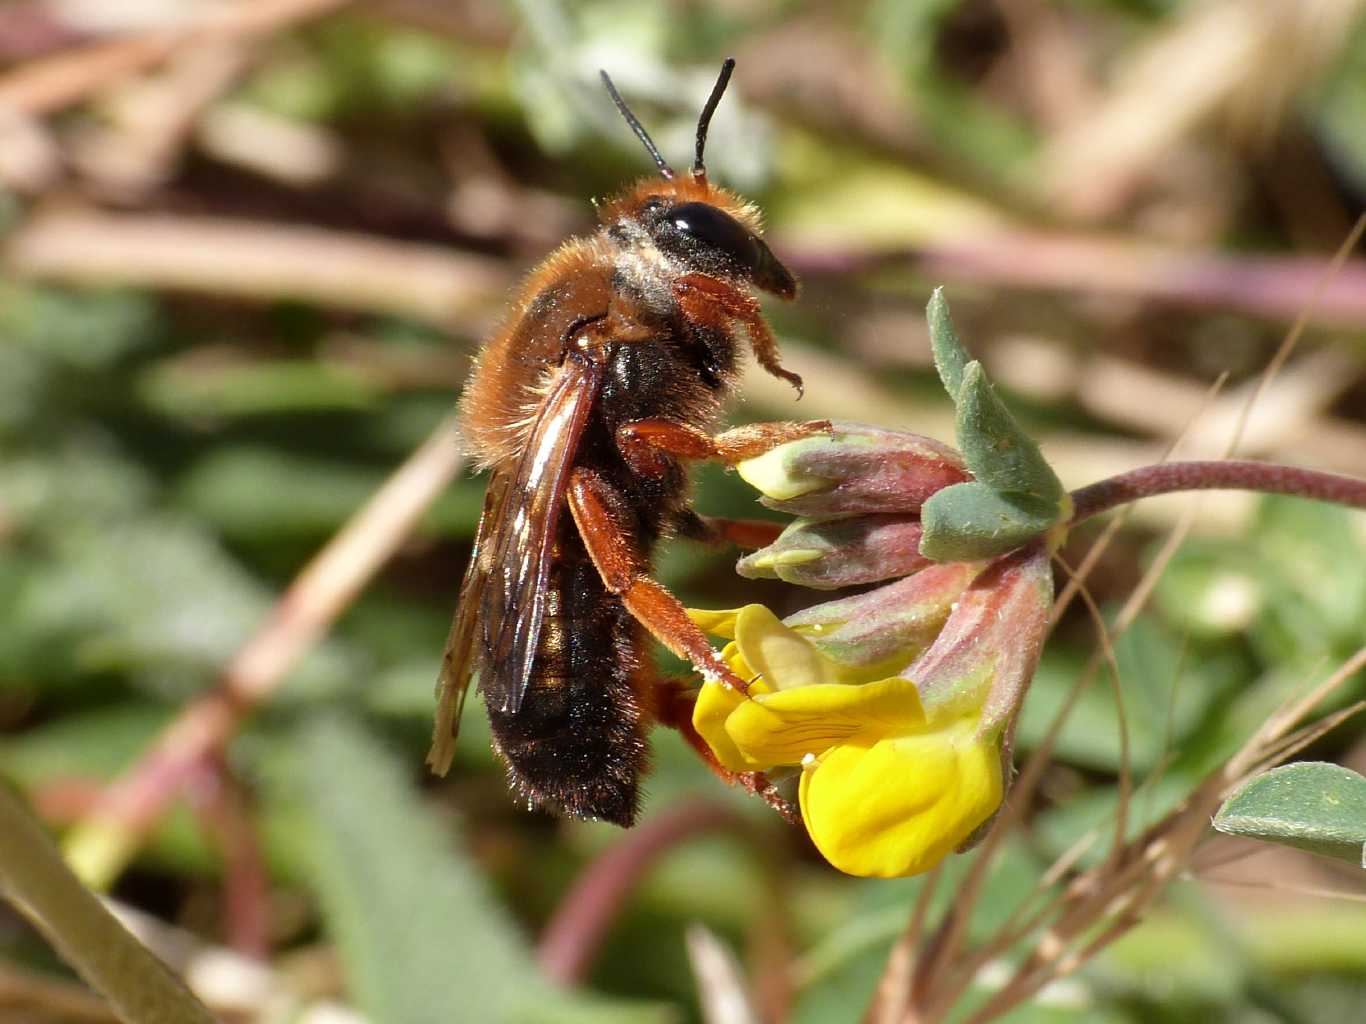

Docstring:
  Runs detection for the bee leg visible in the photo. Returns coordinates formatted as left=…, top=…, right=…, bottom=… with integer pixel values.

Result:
left=615, top=418, right=831, bottom=477
left=674, top=271, right=805, bottom=395
left=568, top=466, right=755, bottom=695
left=675, top=510, right=784, bottom=549
left=656, top=680, right=800, bottom=824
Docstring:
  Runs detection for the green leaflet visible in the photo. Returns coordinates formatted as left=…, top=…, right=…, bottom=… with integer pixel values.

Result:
left=1214, top=761, right=1366, bottom=867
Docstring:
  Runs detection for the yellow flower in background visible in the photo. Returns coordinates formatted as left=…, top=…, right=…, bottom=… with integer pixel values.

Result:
left=689, top=605, right=1006, bottom=878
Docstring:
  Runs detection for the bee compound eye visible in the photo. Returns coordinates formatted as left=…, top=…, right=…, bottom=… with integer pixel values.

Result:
left=655, top=201, right=796, bottom=298
left=661, top=202, right=762, bottom=273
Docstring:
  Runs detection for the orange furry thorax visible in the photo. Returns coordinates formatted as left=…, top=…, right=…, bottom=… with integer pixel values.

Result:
left=456, top=175, right=770, bottom=470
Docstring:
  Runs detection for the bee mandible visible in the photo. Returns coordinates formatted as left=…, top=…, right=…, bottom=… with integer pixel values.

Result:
left=428, top=59, right=825, bottom=826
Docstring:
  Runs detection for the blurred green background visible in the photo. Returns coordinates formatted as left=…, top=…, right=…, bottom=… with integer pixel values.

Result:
left=2, top=1, right=1366, bottom=1021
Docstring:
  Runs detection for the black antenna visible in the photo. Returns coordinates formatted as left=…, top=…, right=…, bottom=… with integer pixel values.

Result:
left=599, top=70, right=674, bottom=179
left=693, top=57, right=735, bottom=181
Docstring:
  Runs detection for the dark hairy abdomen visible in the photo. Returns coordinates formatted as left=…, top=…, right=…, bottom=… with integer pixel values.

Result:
left=487, top=323, right=736, bottom=826
left=486, top=554, right=647, bottom=826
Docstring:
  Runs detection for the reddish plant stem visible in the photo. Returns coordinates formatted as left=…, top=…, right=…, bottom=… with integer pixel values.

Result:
left=184, top=757, right=271, bottom=959
left=1069, top=460, right=1366, bottom=526
left=537, top=800, right=757, bottom=987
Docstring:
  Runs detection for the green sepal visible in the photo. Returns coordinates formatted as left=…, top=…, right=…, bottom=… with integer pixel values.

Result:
left=955, top=361, right=1064, bottom=504
left=928, top=287, right=969, bottom=398
left=924, top=290, right=1067, bottom=559
left=919, top=482, right=1060, bottom=562
left=1213, top=761, right=1366, bottom=867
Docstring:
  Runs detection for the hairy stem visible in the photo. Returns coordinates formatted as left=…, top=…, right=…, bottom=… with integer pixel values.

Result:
left=1069, top=460, right=1366, bottom=525
left=0, top=784, right=218, bottom=1023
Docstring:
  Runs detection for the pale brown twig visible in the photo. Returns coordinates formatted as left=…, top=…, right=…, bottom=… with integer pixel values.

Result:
left=862, top=865, right=941, bottom=1024
left=910, top=230, right=1366, bottom=328
left=1225, top=213, right=1366, bottom=453
left=1055, top=557, right=1133, bottom=863
left=0, top=962, right=118, bottom=1022
left=63, top=415, right=466, bottom=889
left=0, top=0, right=352, bottom=115
left=6, top=209, right=509, bottom=327
left=1050, top=371, right=1229, bottom=628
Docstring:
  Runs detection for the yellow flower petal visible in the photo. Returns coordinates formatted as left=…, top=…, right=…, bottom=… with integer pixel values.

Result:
left=798, top=720, right=1003, bottom=878
left=732, top=604, right=887, bottom=690
left=693, top=680, right=759, bottom=771
left=692, top=642, right=775, bottom=772
left=724, top=676, right=926, bottom=767
left=686, top=606, right=750, bottom=640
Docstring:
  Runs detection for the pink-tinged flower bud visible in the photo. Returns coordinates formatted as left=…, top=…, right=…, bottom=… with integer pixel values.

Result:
left=736, top=423, right=969, bottom=517
left=783, top=561, right=982, bottom=669
left=735, top=514, right=932, bottom=589
left=908, top=543, right=1052, bottom=747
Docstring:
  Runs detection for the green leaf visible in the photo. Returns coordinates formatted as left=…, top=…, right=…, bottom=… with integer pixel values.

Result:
left=955, top=361, right=1063, bottom=504
left=1213, top=762, right=1366, bottom=866
left=283, top=712, right=667, bottom=1024
left=139, top=359, right=381, bottom=419
left=926, top=287, right=969, bottom=399
left=919, top=482, right=1058, bottom=561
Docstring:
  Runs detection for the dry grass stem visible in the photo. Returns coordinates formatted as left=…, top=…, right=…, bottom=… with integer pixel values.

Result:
left=6, top=208, right=509, bottom=326
left=1194, top=876, right=1366, bottom=904
left=70, top=42, right=251, bottom=197
left=864, top=866, right=942, bottom=1024
left=62, top=415, right=466, bottom=889
left=920, top=229, right=1366, bottom=327
left=687, top=924, right=762, bottom=1024
left=1225, top=213, right=1366, bottom=455
left=1051, top=370, right=1229, bottom=626
left=0, top=962, right=120, bottom=1022
left=1057, top=559, right=1133, bottom=860
left=0, top=0, right=352, bottom=115
left=1035, top=0, right=1366, bottom=219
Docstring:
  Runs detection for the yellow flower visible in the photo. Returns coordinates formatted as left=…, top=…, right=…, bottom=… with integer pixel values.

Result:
left=688, top=604, right=1005, bottom=878
left=802, top=723, right=1001, bottom=878
left=690, top=604, right=888, bottom=772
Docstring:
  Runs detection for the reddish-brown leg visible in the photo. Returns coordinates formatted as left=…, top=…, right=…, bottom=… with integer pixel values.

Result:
left=656, top=681, right=799, bottom=824
left=674, top=272, right=805, bottom=395
left=567, top=466, right=754, bottom=694
left=615, top=417, right=831, bottom=479
left=676, top=511, right=785, bottom=549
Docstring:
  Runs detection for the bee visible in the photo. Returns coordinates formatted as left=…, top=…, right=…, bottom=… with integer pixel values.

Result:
left=428, top=60, right=823, bottom=826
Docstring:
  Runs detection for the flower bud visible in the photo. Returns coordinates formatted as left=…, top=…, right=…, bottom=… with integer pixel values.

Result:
left=736, top=423, right=969, bottom=517
left=783, top=561, right=981, bottom=669
left=907, top=543, right=1052, bottom=744
left=736, top=514, right=931, bottom=589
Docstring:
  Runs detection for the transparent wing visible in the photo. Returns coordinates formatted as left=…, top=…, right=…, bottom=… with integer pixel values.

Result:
left=479, top=354, right=602, bottom=716
left=426, top=354, right=602, bottom=774
left=428, top=463, right=514, bottom=774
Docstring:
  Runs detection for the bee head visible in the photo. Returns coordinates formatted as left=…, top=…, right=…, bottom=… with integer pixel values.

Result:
left=598, top=60, right=797, bottom=300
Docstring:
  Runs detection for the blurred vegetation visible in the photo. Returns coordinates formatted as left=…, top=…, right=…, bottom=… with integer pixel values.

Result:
left=1, top=1, right=1365, bottom=1022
